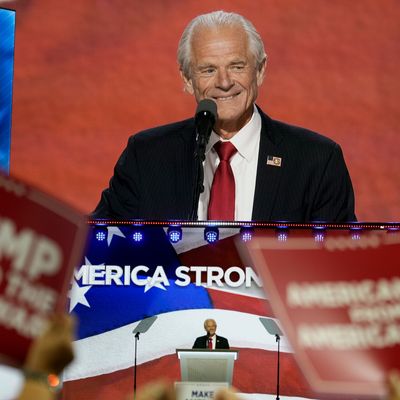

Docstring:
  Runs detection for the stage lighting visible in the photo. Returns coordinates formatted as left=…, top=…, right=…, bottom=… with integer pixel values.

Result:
left=313, top=226, right=326, bottom=242
left=167, top=226, right=182, bottom=243
left=276, top=225, right=289, bottom=242
left=95, top=231, right=106, bottom=241
left=204, top=227, right=219, bottom=243
left=132, top=230, right=144, bottom=242
left=240, top=227, right=254, bottom=242
left=94, top=226, right=107, bottom=242
left=277, top=231, right=288, bottom=242
left=314, top=232, right=325, bottom=242
left=387, top=224, right=400, bottom=233
left=350, top=227, right=362, bottom=241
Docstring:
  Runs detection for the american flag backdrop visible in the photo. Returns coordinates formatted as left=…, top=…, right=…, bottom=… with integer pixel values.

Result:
left=62, top=226, right=315, bottom=400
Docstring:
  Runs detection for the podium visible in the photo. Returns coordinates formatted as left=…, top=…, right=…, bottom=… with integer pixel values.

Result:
left=176, top=349, right=239, bottom=385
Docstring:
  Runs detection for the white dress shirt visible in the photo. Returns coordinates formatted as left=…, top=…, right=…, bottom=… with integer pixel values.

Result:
left=197, top=106, right=261, bottom=221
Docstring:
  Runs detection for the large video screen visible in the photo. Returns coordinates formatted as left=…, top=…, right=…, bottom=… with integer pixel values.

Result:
left=6, top=1, right=400, bottom=221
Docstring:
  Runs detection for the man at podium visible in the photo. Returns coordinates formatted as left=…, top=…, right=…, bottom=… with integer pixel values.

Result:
left=192, top=319, right=230, bottom=350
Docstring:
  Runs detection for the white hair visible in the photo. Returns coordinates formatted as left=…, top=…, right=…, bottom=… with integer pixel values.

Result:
left=204, top=319, right=216, bottom=328
left=177, top=10, right=267, bottom=78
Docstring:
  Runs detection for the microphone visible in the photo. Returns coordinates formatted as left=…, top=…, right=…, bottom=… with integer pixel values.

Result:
left=195, top=99, right=217, bottom=147
left=190, top=99, right=217, bottom=220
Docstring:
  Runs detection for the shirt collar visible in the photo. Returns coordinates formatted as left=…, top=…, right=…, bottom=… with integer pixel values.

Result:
left=205, top=105, right=261, bottom=161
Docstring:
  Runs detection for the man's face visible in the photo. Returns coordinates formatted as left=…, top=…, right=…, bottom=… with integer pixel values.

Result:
left=204, top=320, right=217, bottom=337
left=182, top=25, right=266, bottom=138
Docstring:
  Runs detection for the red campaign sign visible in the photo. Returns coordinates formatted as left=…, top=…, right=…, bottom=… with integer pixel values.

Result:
left=0, top=173, right=87, bottom=366
left=240, top=229, right=400, bottom=397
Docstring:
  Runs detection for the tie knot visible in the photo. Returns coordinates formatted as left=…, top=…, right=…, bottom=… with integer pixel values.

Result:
left=214, top=141, right=237, bottom=162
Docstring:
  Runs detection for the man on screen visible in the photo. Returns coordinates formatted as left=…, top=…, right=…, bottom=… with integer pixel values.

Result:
left=92, top=10, right=356, bottom=222
left=193, top=319, right=230, bottom=350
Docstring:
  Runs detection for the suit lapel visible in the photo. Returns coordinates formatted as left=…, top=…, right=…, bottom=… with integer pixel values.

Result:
left=252, top=111, right=285, bottom=221
left=174, top=119, right=197, bottom=219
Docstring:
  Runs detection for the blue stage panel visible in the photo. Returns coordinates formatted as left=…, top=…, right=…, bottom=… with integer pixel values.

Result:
left=0, top=8, right=16, bottom=174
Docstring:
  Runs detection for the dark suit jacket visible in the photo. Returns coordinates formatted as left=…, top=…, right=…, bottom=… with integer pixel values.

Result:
left=92, top=107, right=356, bottom=222
left=192, top=335, right=230, bottom=349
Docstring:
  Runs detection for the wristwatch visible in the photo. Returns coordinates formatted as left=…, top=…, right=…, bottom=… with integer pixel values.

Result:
left=23, top=369, right=62, bottom=392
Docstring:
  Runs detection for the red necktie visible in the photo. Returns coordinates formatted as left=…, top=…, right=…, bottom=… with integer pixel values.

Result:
left=208, top=337, right=213, bottom=349
left=208, top=141, right=237, bottom=220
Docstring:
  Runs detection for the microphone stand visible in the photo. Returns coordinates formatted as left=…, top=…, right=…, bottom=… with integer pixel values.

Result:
left=275, top=333, right=281, bottom=400
left=134, top=331, right=140, bottom=400
left=190, top=135, right=207, bottom=220
left=259, top=318, right=283, bottom=400
left=189, top=100, right=216, bottom=220
left=132, top=316, right=157, bottom=400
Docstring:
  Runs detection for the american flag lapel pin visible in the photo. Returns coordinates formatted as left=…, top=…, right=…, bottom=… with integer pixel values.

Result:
left=266, top=155, right=282, bottom=167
